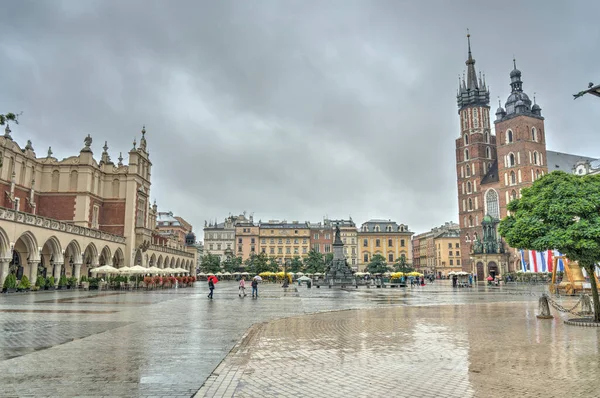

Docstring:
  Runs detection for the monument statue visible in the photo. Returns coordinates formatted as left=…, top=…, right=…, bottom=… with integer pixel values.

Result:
left=319, top=225, right=356, bottom=288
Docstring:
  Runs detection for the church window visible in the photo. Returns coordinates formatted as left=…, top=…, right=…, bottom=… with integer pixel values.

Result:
left=485, top=189, right=500, bottom=219
left=465, top=233, right=470, bottom=242
left=467, top=181, right=472, bottom=193
left=511, top=190, right=517, bottom=201
left=468, top=216, right=473, bottom=227
left=485, top=132, right=490, bottom=143
left=463, top=216, right=467, bottom=227
left=536, top=169, right=541, bottom=179
left=464, top=149, right=469, bottom=161
left=463, top=112, right=468, bottom=130
left=464, top=134, right=469, bottom=145
left=506, top=129, right=514, bottom=143
left=533, top=151, right=538, bottom=165
left=510, top=171, right=516, bottom=185
left=486, top=147, right=491, bottom=159
left=531, top=127, right=537, bottom=142
left=473, top=108, right=479, bottom=128
left=509, top=153, right=515, bottom=167
left=466, top=165, right=471, bottom=177
left=468, top=198, right=473, bottom=211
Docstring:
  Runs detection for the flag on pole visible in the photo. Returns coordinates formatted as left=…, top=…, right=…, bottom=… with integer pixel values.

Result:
left=520, top=249, right=527, bottom=272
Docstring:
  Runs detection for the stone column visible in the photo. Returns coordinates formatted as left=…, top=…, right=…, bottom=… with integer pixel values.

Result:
left=53, top=263, right=63, bottom=286
left=0, top=258, right=10, bottom=287
left=29, top=262, right=38, bottom=286
left=73, top=263, right=82, bottom=282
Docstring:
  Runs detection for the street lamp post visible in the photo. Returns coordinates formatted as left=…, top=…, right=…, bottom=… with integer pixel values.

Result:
left=282, top=259, right=289, bottom=288
left=574, top=82, right=600, bottom=99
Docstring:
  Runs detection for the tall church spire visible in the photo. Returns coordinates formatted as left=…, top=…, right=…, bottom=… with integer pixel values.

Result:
left=457, top=31, right=490, bottom=110
left=465, top=31, right=478, bottom=90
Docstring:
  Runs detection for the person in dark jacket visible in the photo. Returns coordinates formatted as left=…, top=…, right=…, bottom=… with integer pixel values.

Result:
left=208, top=278, right=215, bottom=299
left=251, top=278, right=258, bottom=298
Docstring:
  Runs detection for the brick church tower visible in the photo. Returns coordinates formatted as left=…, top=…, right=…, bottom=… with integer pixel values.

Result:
left=455, top=34, right=494, bottom=273
left=494, top=60, right=548, bottom=218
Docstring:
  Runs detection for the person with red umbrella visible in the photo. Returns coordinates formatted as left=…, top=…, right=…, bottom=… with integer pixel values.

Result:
left=208, top=275, right=218, bottom=299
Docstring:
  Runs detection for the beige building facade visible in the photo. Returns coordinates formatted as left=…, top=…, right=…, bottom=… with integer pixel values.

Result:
left=0, top=126, right=196, bottom=286
left=259, top=221, right=310, bottom=260
left=434, top=229, right=462, bottom=277
left=235, top=214, right=258, bottom=261
left=358, top=219, right=413, bottom=272
left=203, top=216, right=237, bottom=261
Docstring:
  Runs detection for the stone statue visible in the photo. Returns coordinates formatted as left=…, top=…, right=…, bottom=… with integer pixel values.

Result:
left=82, top=134, right=93, bottom=152
left=47, top=146, right=53, bottom=158
left=25, top=140, right=33, bottom=151
left=334, top=226, right=341, bottom=243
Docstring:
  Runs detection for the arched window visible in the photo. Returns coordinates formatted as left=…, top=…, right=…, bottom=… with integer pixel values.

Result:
left=374, top=225, right=380, bottom=232
left=509, top=153, right=515, bottom=166
left=507, top=129, right=513, bottom=143
left=386, top=225, right=392, bottom=232
left=464, top=149, right=469, bottom=161
left=531, top=127, right=537, bottom=142
left=510, top=171, right=516, bottom=185
left=467, top=181, right=472, bottom=193
left=511, top=190, right=517, bottom=201
left=486, top=147, right=491, bottom=159
left=485, top=132, right=490, bottom=144
left=466, top=164, right=471, bottom=177
left=473, top=108, right=479, bottom=128
left=536, top=169, right=541, bottom=179
left=464, top=134, right=469, bottom=145
left=362, top=225, right=368, bottom=232
left=51, top=170, right=60, bottom=192
left=474, top=232, right=478, bottom=240
left=468, top=198, right=473, bottom=210
left=69, top=170, right=78, bottom=192
left=466, top=233, right=470, bottom=242
left=533, top=151, right=538, bottom=165
left=485, top=189, right=500, bottom=219
left=469, top=216, right=473, bottom=227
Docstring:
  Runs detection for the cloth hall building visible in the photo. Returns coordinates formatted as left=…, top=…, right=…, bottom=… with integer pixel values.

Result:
left=455, top=35, right=594, bottom=279
left=0, top=125, right=197, bottom=287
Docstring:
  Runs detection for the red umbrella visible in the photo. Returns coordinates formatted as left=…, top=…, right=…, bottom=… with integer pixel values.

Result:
left=209, top=275, right=219, bottom=284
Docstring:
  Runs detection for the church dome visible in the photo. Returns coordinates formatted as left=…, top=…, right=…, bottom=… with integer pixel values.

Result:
left=531, top=103, right=541, bottom=111
left=185, top=232, right=196, bottom=245
left=510, top=68, right=521, bottom=78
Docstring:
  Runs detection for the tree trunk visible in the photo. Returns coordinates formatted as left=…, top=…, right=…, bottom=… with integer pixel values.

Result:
left=584, top=263, right=600, bottom=322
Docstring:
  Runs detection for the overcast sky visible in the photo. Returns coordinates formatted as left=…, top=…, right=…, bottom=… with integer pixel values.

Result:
left=0, top=0, right=598, bottom=237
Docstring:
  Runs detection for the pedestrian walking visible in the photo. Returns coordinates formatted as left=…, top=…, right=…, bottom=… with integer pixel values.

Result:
left=251, top=278, right=259, bottom=298
left=239, top=278, right=247, bottom=297
left=208, top=277, right=215, bottom=299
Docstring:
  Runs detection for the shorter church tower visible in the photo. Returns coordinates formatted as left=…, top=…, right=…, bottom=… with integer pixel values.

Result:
left=494, top=61, right=548, bottom=219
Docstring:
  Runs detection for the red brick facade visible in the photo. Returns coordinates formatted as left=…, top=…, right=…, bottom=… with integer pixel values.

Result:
left=100, top=199, right=126, bottom=236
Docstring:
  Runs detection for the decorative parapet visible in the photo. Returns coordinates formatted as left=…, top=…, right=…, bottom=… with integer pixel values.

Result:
left=0, top=206, right=126, bottom=244
left=149, top=243, right=194, bottom=258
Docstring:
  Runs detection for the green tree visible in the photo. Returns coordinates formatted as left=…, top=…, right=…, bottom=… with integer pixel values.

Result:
left=367, top=254, right=389, bottom=274
left=289, top=256, right=303, bottom=273
left=267, top=257, right=280, bottom=273
left=303, top=250, right=325, bottom=274
left=324, top=253, right=334, bottom=270
left=393, top=256, right=414, bottom=273
left=200, top=253, right=221, bottom=274
left=245, top=252, right=271, bottom=275
left=222, top=256, right=242, bottom=273
left=498, top=171, right=600, bottom=322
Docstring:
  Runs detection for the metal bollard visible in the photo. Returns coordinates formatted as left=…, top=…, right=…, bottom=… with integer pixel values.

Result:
left=580, top=294, right=593, bottom=315
left=536, top=294, right=554, bottom=319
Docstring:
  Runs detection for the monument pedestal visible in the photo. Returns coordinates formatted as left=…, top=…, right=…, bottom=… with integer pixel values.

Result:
left=318, top=226, right=357, bottom=288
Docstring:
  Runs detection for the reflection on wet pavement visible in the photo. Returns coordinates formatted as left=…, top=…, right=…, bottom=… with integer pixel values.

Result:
left=0, top=282, right=596, bottom=397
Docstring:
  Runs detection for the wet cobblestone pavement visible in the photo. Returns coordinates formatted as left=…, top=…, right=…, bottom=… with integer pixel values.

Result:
left=0, top=282, right=598, bottom=397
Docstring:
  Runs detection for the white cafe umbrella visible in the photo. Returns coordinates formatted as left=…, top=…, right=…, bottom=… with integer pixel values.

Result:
left=118, top=266, right=133, bottom=274
left=129, top=265, right=149, bottom=274
left=90, top=265, right=119, bottom=274
left=147, top=266, right=163, bottom=274
left=222, top=271, right=232, bottom=276
left=163, top=267, right=176, bottom=274
left=241, top=272, right=250, bottom=276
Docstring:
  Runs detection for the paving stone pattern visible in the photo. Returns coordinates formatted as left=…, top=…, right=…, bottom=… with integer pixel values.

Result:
left=0, top=282, right=596, bottom=397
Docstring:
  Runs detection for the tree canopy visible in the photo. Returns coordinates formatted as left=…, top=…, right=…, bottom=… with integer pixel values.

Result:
left=367, top=254, right=389, bottom=274
left=303, top=250, right=325, bottom=274
left=200, top=253, right=221, bottom=274
left=498, top=171, right=600, bottom=322
left=393, top=256, right=413, bottom=273
left=288, top=256, right=303, bottom=273
left=222, top=256, right=242, bottom=273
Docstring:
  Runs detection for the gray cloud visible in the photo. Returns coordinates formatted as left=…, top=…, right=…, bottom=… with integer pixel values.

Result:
left=0, top=0, right=598, bottom=236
